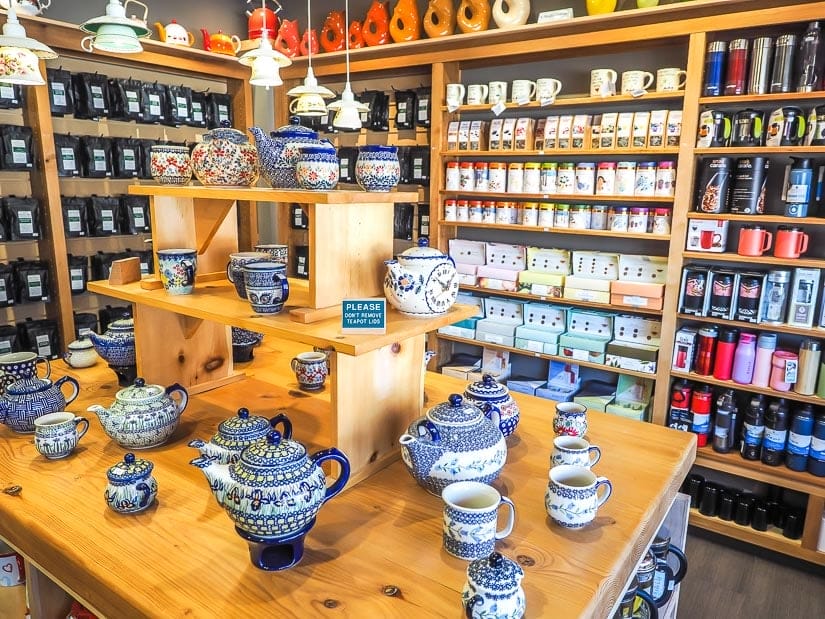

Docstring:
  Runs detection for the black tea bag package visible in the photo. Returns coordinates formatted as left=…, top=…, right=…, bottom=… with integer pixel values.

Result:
left=80, top=136, right=113, bottom=178
left=188, top=91, right=208, bottom=128
left=415, top=87, right=431, bottom=128
left=13, top=259, right=50, bottom=304
left=417, top=204, right=430, bottom=238
left=3, top=197, right=41, bottom=240
left=165, top=84, right=192, bottom=126
left=68, top=254, right=89, bottom=295
left=88, top=196, right=120, bottom=236
left=0, top=125, right=34, bottom=170
left=62, top=196, right=90, bottom=238
left=72, top=72, right=110, bottom=119
left=409, top=145, right=430, bottom=185
left=47, top=68, right=74, bottom=116
left=119, top=195, right=150, bottom=234
left=206, top=92, right=232, bottom=128
left=111, top=137, right=140, bottom=179
left=18, top=318, right=59, bottom=360
left=337, top=147, right=358, bottom=183
left=394, top=89, right=417, bottom=130
left=394, top=203, right=414, bottom=240
left=74, top=312, right=98, bottom=338
left=0, top=325, right=19, bottom=354
left=397, top=146, right=412, bottom=184
left=290, top=204, right=308, bottom=229
left=54, top=134, right=81, bottom=177
left=136, top=249, right=153, bottom=275
left=140, top=82, right=166, bottom=123
left=108, top=77, right=143, bottom=121
left=0, top=264, right=15, bottom=308
left=0, top=82, right=22, bottom=109
left=136, top=138, right=157, bottom=178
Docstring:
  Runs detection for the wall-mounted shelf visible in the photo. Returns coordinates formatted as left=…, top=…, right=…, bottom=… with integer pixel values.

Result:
left=677, top=313, right=825, bottom=337
left=440, top=190, right=673, bottom=203
left=682, top=251, right=825, bottom=269
left=698, top=91, right=825, bottom=105
left=670, top=370, right=825, bottom=406
left=441, top=148, right=681, bottom=157
left=694, top=146, right=825, bottom=155
left=442, top=91, right=685, bottom=113
left=439, top=220, right=670, bottom=240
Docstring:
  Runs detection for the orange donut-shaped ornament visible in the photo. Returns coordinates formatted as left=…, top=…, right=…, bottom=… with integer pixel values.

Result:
left=363, top=0, right=391, bottom=47
left=389, top=0, right=421, bottom=43
left=320, top=10, right=346, bottom=52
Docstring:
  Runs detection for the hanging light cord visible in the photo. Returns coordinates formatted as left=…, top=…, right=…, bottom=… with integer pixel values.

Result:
left=344, top=0, right=351, bottom=85
left=306, top=0, right=312, bottom=71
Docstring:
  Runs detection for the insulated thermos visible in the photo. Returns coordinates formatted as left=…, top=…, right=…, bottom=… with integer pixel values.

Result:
left=784, top=157, right=813, bottom=217
left=771, top=34, right=797, bottom=93
left=748, top=36, right=774, bottom=94
left=762, top=399, right=789, bottom=466
left=786, top=404, right=815, bottom=472
left=731, top=109, right=765, bottom=147
left=709, top=273, right=735, bottom=318
left=741, top=394, right=766, bottom=460
left=725, top=38, right=750, bottom=95
left=795, top=339, right=821, bottom=395
left=761, top=270, right=792, bottom=324
left=690, top=384, right=714, bottom=448
left=766, top=107, right=806, bottom=147
left=808, top=414, right=825, bottom=476
left=731, top=332, right=757, bottom=384
left=695, top=327, right=718, bottom=376
left=704, top=41, right=727, bottom=96
left=752, top=333, right=777, bottom=387
left=712, top=328, right=738, bottom=380
left=713, top=389, right=738, bottom=453
left=796, top=21, right=824, bottom=92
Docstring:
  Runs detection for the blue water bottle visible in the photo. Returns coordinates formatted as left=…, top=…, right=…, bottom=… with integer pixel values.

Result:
left=786, top=404, right=815, bottom=471
left=704, top=41, right=727, bottom=96
left=785, top=157, right=813, bottom=217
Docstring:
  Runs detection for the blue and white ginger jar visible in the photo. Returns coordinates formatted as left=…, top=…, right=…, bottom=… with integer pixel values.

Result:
left=463, top=552, right=526, bottom=619
left=355, top=144, right=400, bottom=192
left=399, top=394, right=507, bottom=496
left=104, top=453, right=158, bottom=514
left=296, top=143, right=339, bottom=190
left=0, top=376, right=80, bottom=433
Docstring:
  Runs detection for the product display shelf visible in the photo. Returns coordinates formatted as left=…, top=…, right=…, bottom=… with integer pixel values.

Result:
left=670, top=370, right=825, bottom=407
left=693, top=146, right=825, bottom=155
left=442, top=148, right=682, bottom=156
left=682, top=251, right=825, bottom=269
left=459, top=284, right=664, bottom=317
left=439, top=189, right=674, bottom=203
left=697, top=91, right=825, bottom=105
left=438, top=220, right=670, bottom=240
left=437, top=332, right=657, bottom=380
left=687, top=212, right=825, bottom=224
left=441, top=91, right=686, bottom=113
left=0, top=357, right=696, bottom=619
left=677, top=313, right=825, bottom=337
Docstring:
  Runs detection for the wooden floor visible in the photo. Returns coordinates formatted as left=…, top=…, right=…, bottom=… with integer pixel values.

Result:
left=679, top=528, right=825, bottom=618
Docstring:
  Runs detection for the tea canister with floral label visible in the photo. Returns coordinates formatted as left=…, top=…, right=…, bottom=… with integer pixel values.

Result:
left=295, top=143, right=339, bottom=191
left=463, top=374, right=520, bottom=437
left=191, top=121, right=259, bottom=186
left=462, top=552, right=526, bottom=619
left=104, top=453, right=158, bottom=514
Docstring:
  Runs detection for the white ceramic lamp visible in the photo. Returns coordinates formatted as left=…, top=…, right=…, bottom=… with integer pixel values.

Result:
left=0, top=0, right=57, bottom=70
left=0, top=46, right=43, bottom=84
left=80, top=0, right=150, bottom=54
left=286, top=0, right=334, bottom=116
left=238, top=32, right=291, bottom=89
left=327, top=85, right=368, bottom=131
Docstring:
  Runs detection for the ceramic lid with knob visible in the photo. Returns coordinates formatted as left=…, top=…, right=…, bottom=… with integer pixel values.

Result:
left=5, top=377, right=53, bottom=395
left=106, top=453, right=154, bottom=483
left=466, top=551, right=525, bottom=593
left=232, top=430, right=308, bottom=476
left=211, top=408, right=272, bottom=449
left=271, top=116, right=320, bottom=140
left=397, top=237, right=449, bottom=262
left=464, top=374, right=510, bottom=402
left=204, top=120, right=253, bottom=144
left=115, top=378, right=167, bottom=404
left=426, top=394, right=484, bottom=427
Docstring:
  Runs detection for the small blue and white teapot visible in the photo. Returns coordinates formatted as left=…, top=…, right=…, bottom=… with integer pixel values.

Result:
left=384, top=238, right=459, bottom=317
left=463, top=374, right=520, bottom=438
left=462, top=552, right=526, bottom=619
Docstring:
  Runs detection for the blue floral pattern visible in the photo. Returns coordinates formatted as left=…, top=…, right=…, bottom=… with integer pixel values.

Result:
left=355, top=145, right=401, bottom=192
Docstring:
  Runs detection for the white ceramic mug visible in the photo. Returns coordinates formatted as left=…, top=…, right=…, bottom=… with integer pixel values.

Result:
left=488, top=81, right=508, bottom=105
left=467, top=84, right=489, bottom=105
left=446, top=83, right=466, bottom=106
left=511, top=79, right=537, bottom=103
left=442, top=481, right=516, bottom=560
left=536, top=78, right=563, bottom=101
left=591, top=69, right=617, bottom=97
left=656, top=67, right=688, bottom=92
left=545, top=465, right=612, bottom=529
left=34, top=412, right=89, bottom=459
left=551, top=436, right=601, bottom=468
left=621, top=70, right=655, bottom=95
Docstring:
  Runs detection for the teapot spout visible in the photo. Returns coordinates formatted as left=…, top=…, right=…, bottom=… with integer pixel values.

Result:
left=190, top=456, right=231, bottom=505
left=248, top=126, right=272, bottom=152
left=87, top=404, right=116, bottom=427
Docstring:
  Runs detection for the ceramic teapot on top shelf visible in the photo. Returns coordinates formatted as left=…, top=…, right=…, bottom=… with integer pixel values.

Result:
left=200, top=28, right=242, bottom=55
left=399, top=394, right=507, bottom=495
left=463, top=374, right=520, bottom=437
left=250, top=119, right=326, bottom=189
left=154, top=19, right=195, bottom=46
left=87, top=378, right=189, bottom=449
left=384, top=237, right=459, bottom=317
left=188, top=408, right=292, bottom=464
left=191, top=121, right=259, bottom=186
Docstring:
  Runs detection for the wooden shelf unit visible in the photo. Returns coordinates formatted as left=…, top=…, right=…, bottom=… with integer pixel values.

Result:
left=439, top=189, right=674, bottom=203
left=671, top=370, right=825, bottom=406
left=677, top=313, right=825, bottom=337
left=442, top=91, right=686, bottom=113
left=442, top=148, right=682, bottom=156
left=682, top=251, right=825, bottom=268
left=697, top=91, right=825, bottom=105
left=438, top=220, right=671, bottom=240
left=687, top=213, right=825, bottom=224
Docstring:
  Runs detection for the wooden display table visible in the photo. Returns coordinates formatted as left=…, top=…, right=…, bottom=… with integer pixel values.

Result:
left=0, top=356, right=695, bottom=619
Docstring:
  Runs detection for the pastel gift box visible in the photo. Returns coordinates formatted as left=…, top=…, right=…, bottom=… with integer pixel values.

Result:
left=572, top=251, right=620, bottom=280
left=514, top=325, right=562, bottom=355
left=455, top=262, right=479, bottom=286
left=618, top=255, right=668, bottom=284
left=562, top=287, right=610, bottom=304
left=486, top=243, right=527, bottom=270
left=517, top=271, right=565, bottom=296
left=610, top=281, right=665, bottom=311
left=536, top=360, right=581, bottom=401
left=477, top=277, right=519, bottom=292
left=559, top=310, right=613, bottom=363
left=612, top=314, right=661, bottom=345
left=605, top=342, right=659, bottom=373
left=507, top=378, right=547, bottom=396
left=438, top=318, right=479, bottom=339
left=477, top=265, right=521, bottom=282
left=449, top=239, right=486, bottom=265
left=606, top=375, right=653, bottom=421
left=523, top=302, right=566, bottom=331
left=468, top=348, right=511, bottom=382
left=475, top=298, right=525, bottom=347
left=574, top=380, right=617, bottom=412
left=527, top=247, right=571, bottom=274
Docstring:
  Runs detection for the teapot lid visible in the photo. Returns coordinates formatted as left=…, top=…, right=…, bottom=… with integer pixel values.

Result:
left=466, top=552, right=524, bottom=592
left=5, top=377, right=51, bottom=395
left=398, top=237, right=447, bottom=260
left=237, top=430, right=305, bottom=469
left=272, top=116, right=319, bottom=140
left=108, top=318, right=134, bottom=331
left=213, top=408, right=272, bottom=445
left=205, top=120, right=252, bottom=144
left=106, top=452, right=154, bottom=483
left=426, top=394, right=484, bottom=427
left=115, top=378, right=166, bottom=404
left=68, top=338, right=95, bottom=350
left=465, top=374, right=509, bottom=400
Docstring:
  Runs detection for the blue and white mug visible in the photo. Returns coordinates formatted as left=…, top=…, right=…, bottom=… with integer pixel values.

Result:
left=551, top=435, right=601, bottom=469
left=0, top=351, right=51, bottom=383
left=242, top=261, right=290, bottom=314
left=34, top=412, right=89, bottom=459
left=157, top=249, right=197, bottom=295
left=442, top=481, right=515, bottom=560
left=545, top=465, right=612, bottom=529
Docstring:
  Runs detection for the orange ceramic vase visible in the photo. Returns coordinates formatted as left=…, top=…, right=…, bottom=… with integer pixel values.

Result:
left=423, top=0, right=455, bottom=38
left=586, top=0, right=618, bottom=15
left=299, top=28, right=319, bottom=56
left=274, top=19, right=300, bottom=57
left=363, top=0, right=391, bottom=47
left=456, top=0, right=491, bottom=33
left=320, top=10, right=346, bottom=52
left=390, top=0, right=421, bottom=43
left=349, top=20, right=366, bottom=49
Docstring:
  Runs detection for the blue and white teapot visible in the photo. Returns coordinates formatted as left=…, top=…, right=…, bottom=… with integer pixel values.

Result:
left=463, top=552, right=526, bottom=619
left=399, top=394, right=507, bottom=495
left=249, top=118, right=326, bottom=188
left=384, top=238, right=459, bottom=317
left=0, top=376, right=79, bottom=433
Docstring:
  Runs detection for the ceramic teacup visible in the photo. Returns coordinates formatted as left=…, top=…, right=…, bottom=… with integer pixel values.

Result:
left=0, top=351, right=51, bottom=393
left=590, top=69, right=617, bottom=97
left=157, top=248, right=197, bottom=295
left=446, top=83, right=466, bottom=107
left=656, top=67, right=688, bottom=92
left=536, top=78, right=563, bottom=101
left=553, top=402, right=588, bottom=437
left=551, top=435, right=601, bottom=468
left=226, top=251, right=270, bottom=299
left=289, top=93, right=327, bottom=116
left=242, top=261, right=290, bottom=314
left=488, top=81, right=508, bottom=105
left=545, top=465, right=612, bottom=529
left=34, top=412, right=89, bottom=459
left=621, top=70, right=654, bottom=95
left=442, top=481, right=515, bottom=560
left=467, top=84, right=488, bottom=105
left=511, top=79, right=537, bottom=103
left=291, top=351, right=329, bottom=390
left=254, top=244, right=289, bottom=266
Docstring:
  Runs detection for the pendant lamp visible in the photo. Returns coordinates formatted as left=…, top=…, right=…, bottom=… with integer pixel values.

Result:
left=0, top=1, right=57, bottom=85
left=79, top=0, right=151, bottom=55
left=238, top=0, right=291, bottom=89
left=285, top=0, right=334, bottom=116
left=328, top=0, right=368, bottom=130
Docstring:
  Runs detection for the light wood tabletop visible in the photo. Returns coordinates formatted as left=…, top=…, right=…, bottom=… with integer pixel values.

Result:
left=0, top=341, right=695, bottom=618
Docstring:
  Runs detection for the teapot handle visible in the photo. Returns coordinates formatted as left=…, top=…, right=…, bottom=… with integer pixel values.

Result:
left=231, top=35, right=242, bottom=52
left=136, top=482, right=152, bottom=508
left=269, top=412, right=293, bottom=439
left=464, top=593, right=483, bottom=618
left=56, top=375, right=80, bottom=406
left=481, top=402, right=502, bottom=430
left=311, top=447, right=350, bottom=504
left=187, top=31, right=196, bottom=47
left=165, top=383, right=189, bottom=414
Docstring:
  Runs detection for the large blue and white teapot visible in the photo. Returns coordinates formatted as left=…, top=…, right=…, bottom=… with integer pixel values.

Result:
left=384, top=238, right=459, bottom=317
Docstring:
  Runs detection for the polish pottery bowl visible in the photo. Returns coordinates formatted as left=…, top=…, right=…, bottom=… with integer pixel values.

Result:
left=150, top=145, right=192, bottom=184
left=296, top=143, right=339, bottom=190
left=355, top=144, right=400, bottom=192
left=189, top=407, right=291, bottom=464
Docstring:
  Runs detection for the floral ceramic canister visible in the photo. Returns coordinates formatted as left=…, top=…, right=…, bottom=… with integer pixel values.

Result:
left=150, top=145, right=192, bottom=184
left=463, top=374, right=520, bottom=437
left=296, top=143, right=339, bottom=190
left=355, top=145, right=401, bottom=192
left=191, top=121, right=259, bottom=186
left=105, top=453, right=158, bottom=514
